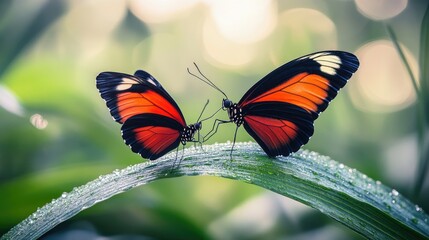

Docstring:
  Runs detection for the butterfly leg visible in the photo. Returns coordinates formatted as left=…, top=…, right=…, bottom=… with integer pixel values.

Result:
left=171, top=145, right=185, bottom=173
left=229, top=126, right=239, bottom=160
left=178, top=145, right=185, bottom=167
left=189, top=138, right=205, bottom=153
left=204, top=119, right=231, bottom=142
left=169, top=147, right=181, bottom=173
left=193, top=141, right=205, bottom=153
left=196, top=129, right=206, bottom=153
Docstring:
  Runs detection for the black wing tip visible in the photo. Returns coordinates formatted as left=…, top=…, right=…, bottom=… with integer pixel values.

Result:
left=96, top=71, right=128, bottom=80
left=340, top=52, right=360, bottom=72
left=134, top=70, right=150, bottom=77
left=96, top=71, right=134, bottom=90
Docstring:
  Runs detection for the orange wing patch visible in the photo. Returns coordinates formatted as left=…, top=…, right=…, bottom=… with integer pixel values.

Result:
left=117, top=90, right=185, bottom=126
left=134, top=126, right=180, bottom=155
left=242, top=73, right=331, bottom=115
left=244, top=115, right=298, bottom=153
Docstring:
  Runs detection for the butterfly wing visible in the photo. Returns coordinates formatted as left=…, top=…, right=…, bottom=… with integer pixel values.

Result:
left=121, top=114, right=182, bottom=160
left=96, top=70, right=186, bottom=125
left=239, top=51, right=359, bottom=157
left=96, top=70, right=186, bottom=160
left=242, top=102, right=314, bottom=157
left=239, top=51, right=359, bottom=119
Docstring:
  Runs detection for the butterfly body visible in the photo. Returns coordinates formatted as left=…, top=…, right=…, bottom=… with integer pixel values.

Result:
left=204, top=51, right=359, bottom=158
left=223, top=100, right=244, bottom=126
left=180, top=122, right=202, bottom=145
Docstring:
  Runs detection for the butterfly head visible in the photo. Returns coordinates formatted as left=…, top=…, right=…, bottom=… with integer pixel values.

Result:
left=194, top=121, right=202, bottom=131
left=222, top=99, right=233, bottom=110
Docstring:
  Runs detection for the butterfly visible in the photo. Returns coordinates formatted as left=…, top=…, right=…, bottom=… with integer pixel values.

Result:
left=192, top=50, right=359, bottom=157
left=96, top=70, right=208, bottom=160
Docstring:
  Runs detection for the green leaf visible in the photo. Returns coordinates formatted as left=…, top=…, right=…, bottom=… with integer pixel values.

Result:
left=2, top=142, right=429, bottom=240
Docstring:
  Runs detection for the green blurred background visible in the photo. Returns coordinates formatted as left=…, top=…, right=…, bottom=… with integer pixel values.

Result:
left=1, top=0, right=428, bottom=239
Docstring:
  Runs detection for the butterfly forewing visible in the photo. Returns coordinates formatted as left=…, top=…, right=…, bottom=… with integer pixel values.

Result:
left=96, top=71, right=186, bottom=126
left=239, top=51, right=359, bottom=119
left=237, top=51, right=359, bottom=157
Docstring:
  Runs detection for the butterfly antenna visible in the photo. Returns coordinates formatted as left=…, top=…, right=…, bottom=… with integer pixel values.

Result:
left=196, top=99, right=210, bottom=122
left=200, top=107, right=222, bottom=122
left=188, top=63, right=228, bottom=99
left=187, top=67, right=209, bottom=85
left=193, top=62, right=228, bottom=98
left=187, top=67, right=217, bottom=94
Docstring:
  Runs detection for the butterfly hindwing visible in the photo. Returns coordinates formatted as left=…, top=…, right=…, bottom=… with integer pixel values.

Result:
left=242, top=102, right=314, bottom=157
left=121, top=114, right=183, bottom=160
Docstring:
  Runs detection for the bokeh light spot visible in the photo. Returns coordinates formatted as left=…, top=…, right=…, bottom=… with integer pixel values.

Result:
left=271, top=8, right=337, bottom=63
left=350, top=40, right=418, bottom=113
left=207, top=0, right=277, bottom=44
left=355, top=0, right=408, bottom=20
left=203, top=18, right=255, bottom=67
left=62, top=0, right=127, bottom=58
left=129, top=0, right=198, bottom=23
left=30, top=114, right=48, bottom=129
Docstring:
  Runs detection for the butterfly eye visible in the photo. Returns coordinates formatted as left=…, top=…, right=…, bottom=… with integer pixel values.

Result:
left=195, top=122, right=202, bottom=130
left=222, top=99, right=233, bottom=109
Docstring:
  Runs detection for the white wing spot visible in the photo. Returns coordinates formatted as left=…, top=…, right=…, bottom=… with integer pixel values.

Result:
left=314, top=55, right=341, bottom=75
left=308, top=52, right=328, bottom=59
left=116, top=77, right=137, bottom=90
left=121, top=77, right=137, bottom=84
left=320, top=66, right=336, bottom=75
left=299, top=52, right=342, bottom=75
left=147, top=79, right=157, bottom=86
left=315, top=55, right=342, bottom=64
left=116, top=83, right=133, bottom=91
left=322, top=61, right=340, bottom=70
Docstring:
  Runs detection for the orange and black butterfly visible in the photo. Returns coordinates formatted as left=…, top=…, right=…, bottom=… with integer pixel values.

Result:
left=96, top=70, right=207, bottom=160
left=195, top=51, right=359, bottom=157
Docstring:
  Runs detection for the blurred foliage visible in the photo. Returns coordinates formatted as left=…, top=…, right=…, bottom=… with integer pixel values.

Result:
left=0, top=0, right=428, bottom=239
left=415, top=4, right=429, bottom=197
